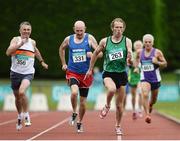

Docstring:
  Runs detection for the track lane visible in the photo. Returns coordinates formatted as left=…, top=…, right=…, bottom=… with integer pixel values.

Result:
left=0, top=111, right=180, bottom=140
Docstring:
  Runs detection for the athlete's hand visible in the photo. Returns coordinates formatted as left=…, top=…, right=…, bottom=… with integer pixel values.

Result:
left=62, top=64, right=67, bottom=71
left=21, top=38, right=28, bottom=44
left=18, top=38, right=28, bottom=47
left=84, top=69, right=93, bottom=80
left=41, top=62, right=48, bottom=69
left=127, top=51, right=133, bottom=65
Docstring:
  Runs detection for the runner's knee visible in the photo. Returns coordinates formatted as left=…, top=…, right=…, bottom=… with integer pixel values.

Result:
left=71, top=93, right=77, bottom=100
left=116, top=104, right=123, bottom=112
left=107, top=86, right=116, bottom=94
left=18, top=90, right=25, bottom=97
left=80, top=101, right=86, bottom=109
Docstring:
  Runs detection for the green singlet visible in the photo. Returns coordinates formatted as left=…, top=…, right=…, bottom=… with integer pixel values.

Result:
left=103, top=36, right=127, bottom=73
left=128, top=52, right=140, bottom=86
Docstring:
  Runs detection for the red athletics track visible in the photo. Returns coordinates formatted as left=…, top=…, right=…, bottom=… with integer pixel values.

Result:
left=0, top=111, right=180, bottom=140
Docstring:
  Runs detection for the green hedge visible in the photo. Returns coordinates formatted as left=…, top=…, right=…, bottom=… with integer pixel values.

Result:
left=0, top=0, right=179, bottom=78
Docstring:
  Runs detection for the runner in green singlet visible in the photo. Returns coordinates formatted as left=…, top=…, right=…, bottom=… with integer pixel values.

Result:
left=128, top=40, right=143, bottom=120
left=85, top=18, right=133, bottom=135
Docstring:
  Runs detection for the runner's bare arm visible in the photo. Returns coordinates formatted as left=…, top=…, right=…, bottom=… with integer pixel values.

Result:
left=88, top=34, right=103, bottom=58
left=59, top=36, right=69, bottom=71
left=89, top=34, right=98, bottom=50
left=6, top=37, right=21, bottom=56
left=153, top=49, right=167, bottom=69
left=6, top=37, right=29, bottom=56
left=88, top=38, right=106, bottom=72
left=126, top=37, right=133, bottom=65
left=33, top=40, right=48, bottom=69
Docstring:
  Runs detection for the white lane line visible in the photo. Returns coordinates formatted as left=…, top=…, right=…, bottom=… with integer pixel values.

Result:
left=0, top=119, right=17, bottom=126
left=26, top=117, right=69, bottom=141
left=0, top=113, right=45, bottom=126
left=117, top=135, right=122, bottom=140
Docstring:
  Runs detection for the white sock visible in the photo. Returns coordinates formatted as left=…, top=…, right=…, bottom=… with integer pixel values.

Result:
left=18, top=112, right=23, bottom=119
left=24, top=112, right=29, bottom=118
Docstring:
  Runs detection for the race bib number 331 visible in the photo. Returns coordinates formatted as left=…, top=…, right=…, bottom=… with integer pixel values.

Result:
left=72, top=53, right=86, bottom=63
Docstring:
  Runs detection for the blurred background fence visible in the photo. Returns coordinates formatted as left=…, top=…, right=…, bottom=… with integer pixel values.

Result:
left=0, top=72, right=179, bottom=111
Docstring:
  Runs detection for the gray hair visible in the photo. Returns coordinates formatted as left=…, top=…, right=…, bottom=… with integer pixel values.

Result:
left=143, top=34, right=154, bottom=43
left=19, top=21, right=31, bottom=29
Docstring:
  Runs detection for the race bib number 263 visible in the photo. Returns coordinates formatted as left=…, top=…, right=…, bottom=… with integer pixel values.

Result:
left=109, top=51, right=123, bottom=61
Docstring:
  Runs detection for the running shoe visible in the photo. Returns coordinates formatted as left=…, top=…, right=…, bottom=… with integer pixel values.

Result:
left=24, top=116, right=31, bottom=127
left=145, top=115, right=151, bottom=124
left=69, top=113, right=78, bottom=126
left=76, top=122, right=83, bottom=133
left=132, top=112, right=137, bottom=120
left=115, top=126, right=123, bottom=135
left=16, top=119, right=23, bottom=131
left=99, top=105, right=110, bottom=119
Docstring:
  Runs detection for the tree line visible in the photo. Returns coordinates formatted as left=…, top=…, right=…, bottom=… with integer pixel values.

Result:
left=0, top=0, right=179, bottom=78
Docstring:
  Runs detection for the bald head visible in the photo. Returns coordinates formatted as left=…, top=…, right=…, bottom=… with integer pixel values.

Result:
left=73, top=20, right=86, bottom=39
left=74, top=20, right=86, bottom=28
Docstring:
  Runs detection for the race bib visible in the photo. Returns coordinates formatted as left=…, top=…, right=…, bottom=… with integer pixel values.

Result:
left=109, top=51, right=123, bottom=61
left=16, top=55, right=28, bottom=66
left=72, top=50, right=86, bottom=63
left=17, top=59, right=26, bottom=65
left=142, top=64, right=154, bottom=72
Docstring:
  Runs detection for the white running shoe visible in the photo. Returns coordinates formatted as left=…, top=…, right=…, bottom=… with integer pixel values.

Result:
left=16, top=119, right=23, bottom=131
left=69, top=113, right=77, bottom=126
left=77, top=122, right=83, bottom=133
left=24, top=116, right=31, bottom=127
left=115, top=126, right=123, bottom=135
left=99, top=105, right=110, bottom=119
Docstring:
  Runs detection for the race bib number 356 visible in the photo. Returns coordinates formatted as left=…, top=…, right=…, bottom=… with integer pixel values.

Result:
left=17, top=59, right=26, bottom=65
